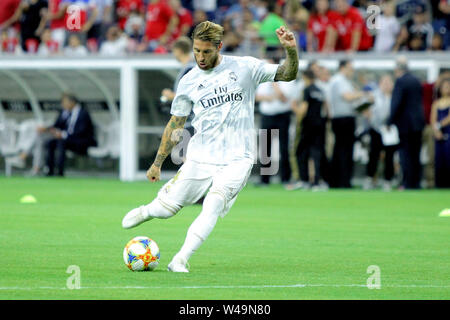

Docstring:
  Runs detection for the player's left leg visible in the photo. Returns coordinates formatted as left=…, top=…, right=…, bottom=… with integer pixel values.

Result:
left=168, top=159, right=253, bottom=272
left=122, top=160, right=213, bottom=229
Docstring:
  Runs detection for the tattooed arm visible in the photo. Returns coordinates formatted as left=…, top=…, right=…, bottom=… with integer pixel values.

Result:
left=274, top=26, right=299, bottom=82
left=146, top=115, right=187, bottom=182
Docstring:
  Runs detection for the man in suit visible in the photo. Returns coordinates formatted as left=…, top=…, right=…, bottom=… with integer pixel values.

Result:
left=39, top=92, right=97, bottom=176
left=388, top=56, right=425, bottom=189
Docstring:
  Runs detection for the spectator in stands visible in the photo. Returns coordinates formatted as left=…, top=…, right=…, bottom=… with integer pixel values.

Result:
left=160, top=36, right=195, bottom=102
left=88, top=0, right=113, bottom=44
left=187, top=9, right=208, bottom=38
left=395, top=0, right=431, bottom=25
left=64, top=33, right=88, bottom=56
left=306, top=0, right=335, bottom=52
left=116, top=0, right=145, bottom=31
left=192, top=0, right=217, bottom=21
left=259, top=0, right=286, bottom=54
left=224, top=0, right=257, bottom=29
left=395, top=3, right=434, bottom=51
left=47, top=0, right=67, bottom=50
left=288, top=5, right=309, bottom=52
left=235, top=8, right=262, bottom=57
left=431, top=33, right=445, bottom=51
left=374, top=0, right=401, bottom=52
left=124, top=11, right=145, bottom=52
left=289, top=69, right=327, bottom=191
left=437, top=0, right=450, bottom=49
left=222, top=18, right=242, bottom=52
left=61, top=0, right=99, bottom=45
left=388, top=56, right=425, bottom=189
left=431, top=77, right=450, bottom=188
left=37, top=28, right=61, bottom=55
left=1, top=0, right=48, bottom=53
left=1, top=29, right=23, bottom=54
left=363, top=74, right=397, bottom=191
left=170, top=0, right=193, bottom=42
left=99, top=25, right=128, bottom=56
left=430, top=0, right=448, bottom=49
left=0, top=0, right=21, bottom=35
left=40, top=92, right=97, bottom=177
left=256, top=58, right=296, bottom=186
left=329, top=60, right=372, bottom=188
left=137, top=0, right=178, bottom=53
left=328, top=0, right=373, bottom=52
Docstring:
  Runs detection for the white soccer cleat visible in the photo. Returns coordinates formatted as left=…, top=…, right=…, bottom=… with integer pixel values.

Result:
left=167, top=256, right=189, bottom=273
left=122, top=205, right=150, bottom=229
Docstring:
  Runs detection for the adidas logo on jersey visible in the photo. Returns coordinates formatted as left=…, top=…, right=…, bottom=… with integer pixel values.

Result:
left=198, top=84, right=205, bottom=90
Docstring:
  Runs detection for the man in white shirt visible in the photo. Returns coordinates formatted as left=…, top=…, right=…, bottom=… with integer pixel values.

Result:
left=328, top=60, right=371, bottom=188
left=122, top=21, right=299, bottom=272
left=255, top=64, right=297, bottom=186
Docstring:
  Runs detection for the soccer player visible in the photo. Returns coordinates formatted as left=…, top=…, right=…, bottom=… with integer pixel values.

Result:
left=122, top=21, right=298, bottom=272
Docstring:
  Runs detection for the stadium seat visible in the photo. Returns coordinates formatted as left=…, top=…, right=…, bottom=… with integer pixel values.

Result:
left=88, top=121, right=120, bottom=159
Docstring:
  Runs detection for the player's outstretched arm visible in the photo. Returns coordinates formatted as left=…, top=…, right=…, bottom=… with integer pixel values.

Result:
left=146, top=115, right=187, bottom=182
left=274, top=26, right=299, bottom=82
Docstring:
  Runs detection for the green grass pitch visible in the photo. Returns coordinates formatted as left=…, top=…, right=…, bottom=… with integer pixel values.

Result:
left=0, top=177, right=449, bottom=300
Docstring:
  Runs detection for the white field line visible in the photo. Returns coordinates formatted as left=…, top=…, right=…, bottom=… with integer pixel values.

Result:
left=0, top=284, right=450, bottom=290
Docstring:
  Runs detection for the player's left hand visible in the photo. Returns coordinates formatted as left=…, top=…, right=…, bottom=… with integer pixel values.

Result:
left=276, top=26, right=297, bottom=49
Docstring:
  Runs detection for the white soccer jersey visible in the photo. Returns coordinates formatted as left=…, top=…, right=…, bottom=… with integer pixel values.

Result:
left=171, top=55, right=279, bottom=165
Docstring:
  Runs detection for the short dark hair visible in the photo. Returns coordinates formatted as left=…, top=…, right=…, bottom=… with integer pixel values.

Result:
left=307, top=60, right=318, bottom=70
left=62, top=92, right=78, bottom=104
left=173, top=36, right=192, bottom=54
left=303, top=69, right=315, bottom=80
left=339, top=59, right=351, bottom=70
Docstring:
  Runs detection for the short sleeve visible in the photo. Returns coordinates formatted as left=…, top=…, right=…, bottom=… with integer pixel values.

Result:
left=244, top=56, right=279, bottom=85
left=170, top=78, right=192, bottom=117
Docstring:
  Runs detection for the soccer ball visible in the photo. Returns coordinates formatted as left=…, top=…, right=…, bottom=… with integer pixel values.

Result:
left=123, top=236, right=160, bottom=271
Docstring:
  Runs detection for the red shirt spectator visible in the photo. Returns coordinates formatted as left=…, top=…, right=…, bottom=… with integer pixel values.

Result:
left=0, top=0, right=21, bottom=29
left=48, top=0, right=66, bottom=30
left=116, top=0, right=145, bottom=30
left=145, top=0, right=175, bottom=41
left=308, top=11, right=336, bottom=51
left=172, top=6, right=193, bottom=41
left=307, top=0, right=335, bottom=52
left=330, top=0, right=373, bottom=51
left=1, top=34, right=19, bottom=53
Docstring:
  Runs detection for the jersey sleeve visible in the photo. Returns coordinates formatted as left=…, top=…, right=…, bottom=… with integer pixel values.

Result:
left=244, top=56, right=279, bottom=85
left=170, top=78, right=192, bottom=117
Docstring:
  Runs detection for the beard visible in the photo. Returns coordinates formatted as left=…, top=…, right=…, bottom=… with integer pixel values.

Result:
left=196, top=53, right=219, bottom=70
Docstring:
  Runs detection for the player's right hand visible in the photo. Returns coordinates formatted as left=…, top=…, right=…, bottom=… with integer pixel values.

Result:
left=146, top=164, right=161, bottom=183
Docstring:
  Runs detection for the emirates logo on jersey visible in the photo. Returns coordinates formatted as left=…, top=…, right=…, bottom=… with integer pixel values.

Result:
left=199, top=85, right=243, bottom=109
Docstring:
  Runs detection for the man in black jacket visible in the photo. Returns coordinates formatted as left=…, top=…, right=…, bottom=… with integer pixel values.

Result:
left=39, top=92, right=97, bottom=176
left=388, top=56, right=425, bottom=189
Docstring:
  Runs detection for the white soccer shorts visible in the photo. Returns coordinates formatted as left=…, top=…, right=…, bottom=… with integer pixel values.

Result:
left=156, top=159, right=253, bottom=217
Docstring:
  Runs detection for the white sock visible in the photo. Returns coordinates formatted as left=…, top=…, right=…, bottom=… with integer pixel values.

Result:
left=175, top=193, right=225, bottom=262
left=142, top=199, right=177, bottom=219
